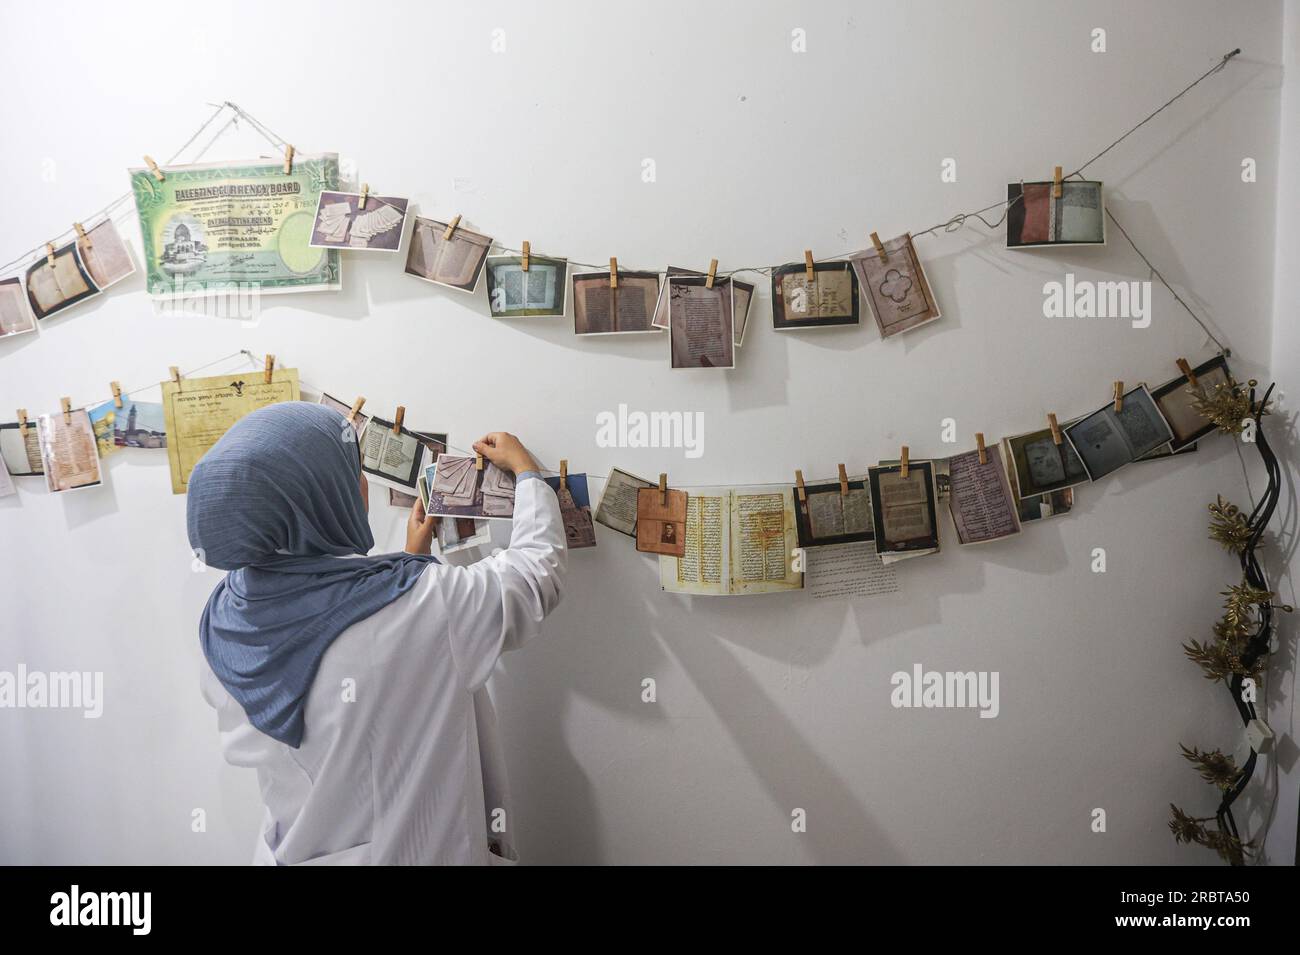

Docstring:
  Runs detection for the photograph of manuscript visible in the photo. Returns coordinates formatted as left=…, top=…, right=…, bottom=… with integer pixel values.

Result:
left=161, top=369, right=301, bottom=494
left=658, top=486, right=802, bottom=596
left=36, top=409, right=102, bottom=493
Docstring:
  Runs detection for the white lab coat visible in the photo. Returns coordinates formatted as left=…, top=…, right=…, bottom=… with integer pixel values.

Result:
left=200, top=477, right=566, bottom=865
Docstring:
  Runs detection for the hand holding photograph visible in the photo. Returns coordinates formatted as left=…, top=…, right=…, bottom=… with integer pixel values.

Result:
left=1006, top=180, right=1105, bottom=248
left=1063, top=385, right=1175, bottom=482
left=849, top=233, right=941, bottom=338
left=572, top=270, right=660, bottom=334
left=771, top=261, right=860, bottom=330
left=485, top=254, right=568, bottom=317
left=310, top=191, right=409, bottom=252
left=404, top=216, right=493, bottom=293
left=424, top=454, right=516, bottom=520
left=635, top=484, right=688, bottom=557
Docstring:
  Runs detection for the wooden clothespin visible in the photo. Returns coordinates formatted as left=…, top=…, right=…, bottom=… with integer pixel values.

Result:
left=16, top=409, right=28, bottom=435
left=559, top=459, right=568, bottom=491
left=609, top=257, right=618, bottom=289
left=795, top=469, right=807, bottom=504
left=975, top=432, right=987, bottom=465
left=263, top=354, right=275, bottom=384
left=169, top=366, right=182, bottom=386
left=476, top=450, right=485, bottom=471
left=282, top=144, right=295, bottom=175
left=346, top=396, right=366, bottom=423
left=1052, top=165, right=1063, bottom=199
left=659, top=472, right=668, bottom=506
left=1112, top=381, right=1124, bottom=413
left=60, top=397, right=72, bottom=425
left=870, top=231, right=887, bottom=262
left=1176, top=357, right=1198, bottom=388
left=442, top=215, right=461, bottom=241
left=803, top=250, right=815, bottom=282
left=705, top=258, right=718, bottom=289
left=838, top=463, right=850, bottom=497
left=111, top=381, right=123, bottom=409
left=45, top=243, right=56, bottom=268
left=521, top=241, right=530, bottom=272
left=899, top=447, right=910, bottom=479
left=144, top=155, right=165, bottom=182
left=392, top=405, right=405, bottom=435
left=74, top=222, right=91, bottom=249
left=357, top=183, right=369, bottom=210
left=1047, top=413, right=1063, bottom=445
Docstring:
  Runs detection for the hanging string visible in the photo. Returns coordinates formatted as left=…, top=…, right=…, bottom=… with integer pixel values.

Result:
left=0, top=101, right=289, bottom=278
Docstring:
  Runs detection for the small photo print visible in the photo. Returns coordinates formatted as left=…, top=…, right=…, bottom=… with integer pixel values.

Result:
left=572, top=270, right=661, bottom=334
left=1001, top=423, right=1090, bottom=499
left=651, top=266, right=756, bottom=347
left=485, top=254, right=569, bottom=317
left=310, top=191, right=409, bottom=252
left=1150, top=355, right=1232, bottom=451
left=792, top=477, right=874, bottom=548
left=544, top=472, right=597, bottom=549
left=404, top=216, right=492, bottom=293
left=0, top=420, right=44, bottom=475
left=25, top=241, right=96, bottom=320
left=0, top=278, right=37, bottom=338
left=668, top=275, right=735, bottom=369
left=1063, top=385, right=1175, bottom=482
left=771, top=262, right=860, bottom=330
left=867, top=462, right=939, bottom=558
left=849, top=233, right=941, bottom=338
left=318, top=392, right=370, bottom=440
left=635, top=486, right=688, bottom=557
left=37, top=408, right=102, bottom=493
left=361, top=416, right=427, bottom=490
left=76, top=219, right=136, bottom=291
left=1006, top=180, right=1105, bottom=248
left=87, top=393, right=167, bottom=457
left=425, top=453, right=516, bottom=520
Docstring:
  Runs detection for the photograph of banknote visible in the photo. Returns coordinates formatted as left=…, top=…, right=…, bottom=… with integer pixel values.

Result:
left=793, top=477, right=874, bottom=548
left=361, top=415, right=428, bottom=491
left=75, top=219, right=136, bottom=291
left=24, top=241, right=96, bottom=320
left=771, top=262, right=860, bottom=330
left=850, top=233, right=941, bottom=338
left=1064, top=385, right=1175, bottom=481
left=485, top=254, right=568, bottom=317
left=1150, top=355, right=1231, bottom=451
left=1006, top=180, right=1106, bottom=247
left=0, top=420, right=44, bottom=475
left=129, top=154, right=341, bottom=297
left=868, top=462, right=939, bottom=562
left=424, top=454, right=516, bottom=520
left=36, top=408, right=102, bottom=493
left=1001, top=422, right=1090, bottom=499
left=668, top=274, right=735, bottom=369
left=310, top=191, right=409, bottom=252
left=593, top=467, right=654, bottom=536
left=0, top=278, right=36, bottom=338
left=572, top=270, right=660, bottom=334
left=404, top=216, right=492, bottom=293
left=545, top=473, right=597, bottom=549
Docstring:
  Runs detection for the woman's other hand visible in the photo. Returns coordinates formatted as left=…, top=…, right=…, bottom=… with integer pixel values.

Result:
left=472, top=432, right=539, bottom=475
left=405, top=499, right=438, bottom=555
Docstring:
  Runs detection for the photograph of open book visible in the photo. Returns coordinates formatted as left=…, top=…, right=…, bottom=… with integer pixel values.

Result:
left=360, top=415, right=429, bottom=491
left=1001, top=421, right=1090, bottom=499
left=658, top=486, right=803, bottom=596
left=36, top=408, right=102, bottom=493
left=310, top=191, right=409, bottom=252
left=667, top=274, right=735, bottom=369
left=651, top=266, right=755, bottom=346
left=24, top=220, right=135, bottom=320
left=1063, top=385, right=1175, bottom=482
left=0, top=277, right=36, bottom=338
left=544, top=473, right=597, bottom=549
left=1006, top=180, right=1106, bottom=248
left=404, top=216, right=493, bottom=293
left=793, top=476, right=874, bottom=548
left=572, top=270, right=660, bottom=334
left=1150, top=355, right=1231, bottom=452
left=424, top=454, right=516, bottom=520
left=594, top=467, right=655, bottom=536
left=770, top=261, right=860, bottom=330
left=946, top=445, right=1021, bottom=545
left=485, top=254, right=568, bottom=317
left=849, top=233, right=941, bottom=339
left=868, top=462, right=940, bottom=563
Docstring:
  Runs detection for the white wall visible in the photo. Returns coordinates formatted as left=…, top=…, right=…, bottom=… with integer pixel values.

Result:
left=0, top=0, right=1290, bottom=864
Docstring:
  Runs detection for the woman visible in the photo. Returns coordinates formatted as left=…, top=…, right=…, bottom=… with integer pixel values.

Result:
left=187, top=402, right=566, bottom=865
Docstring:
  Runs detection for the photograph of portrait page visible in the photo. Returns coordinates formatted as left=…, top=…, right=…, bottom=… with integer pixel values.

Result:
left=1001, top=421, right=1090, bottom=500
left=1006, top=180, right=1106, bottom=248
left=594, top=467, right=655, bottom=536
left=868, top=462, right=940, bottom=563
left=0, top=277, right=37, bottom=338
left=793, top=476, right=874, bottom=548
left=667, top=274, right=735, bottom=369
left=36, top=409, right=102, bottom=493
left=651, top=265, right=755, bottom=346
left=1063, top=385, right=1175, bottom=482
left=0, top=420, right=44, bottom=475
left=659, top=486, right=803, bottom=596
left=1150, top=355, right=1232, bottom=452
left=572, top=270, right=660, bottom=334
left=404, top=216, right=493, bottom=293
left=425, top=454, right=516, bottom=520
left=544, top=473, right=597, bottom=549
left=946, top=445, right=1021, bottom=545
left=310, top=191, right=409, bottom=252
left=849, top=233, right=941, bottom=339
left=485, top=254, right=568, bottom=317
left=360, top=415, right=427, bottom=491
left=635, top=485, right=688, bottom=557
left=770, top=261, right=860, bottom=329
